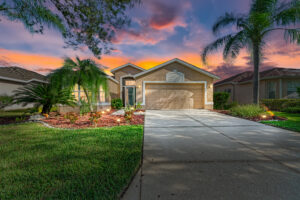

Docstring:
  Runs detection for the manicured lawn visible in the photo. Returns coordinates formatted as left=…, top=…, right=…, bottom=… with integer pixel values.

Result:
left=0, top=123, right=143, bottom=199
left=261, top=111, right=300, bottom=132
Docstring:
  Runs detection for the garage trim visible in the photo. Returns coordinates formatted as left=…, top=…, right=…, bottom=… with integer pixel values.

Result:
left=141, top=81, right=213, bottom=106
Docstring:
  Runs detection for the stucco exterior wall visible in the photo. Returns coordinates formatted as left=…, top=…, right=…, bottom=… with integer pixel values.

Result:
left=214, top=83, right=235, bottom=102
left=134, top=61, right=214, bottom=109
left=113, top=66, right=144, bottom=82
left=0, top=79, right=35, bottom=110
left=107, top=79, right=120, bottom=102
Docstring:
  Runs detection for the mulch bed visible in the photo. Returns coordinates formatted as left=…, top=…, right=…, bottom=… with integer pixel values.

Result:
left=0, top=116, right=30, bottom=125
left=212, top=109, right=287, bottom=122
left=42, top=110, right=144, bottom=129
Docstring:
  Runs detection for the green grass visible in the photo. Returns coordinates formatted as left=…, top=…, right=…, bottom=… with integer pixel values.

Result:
left=0, top=123, right=143, bottom=200
left=261, top=111, right=300, bottom=132
left=0, top=111, right=30, bottom=117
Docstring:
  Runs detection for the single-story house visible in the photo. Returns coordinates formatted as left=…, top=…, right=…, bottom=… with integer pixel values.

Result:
left=214, top=68, right=300, bottom=104
left=81, top=58, right=220, bottom=110
left=0, top=66, right=47, bottom=110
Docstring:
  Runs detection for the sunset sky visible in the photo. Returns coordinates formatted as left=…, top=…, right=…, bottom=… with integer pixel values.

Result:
left=0, top=0, right=299, bottom=79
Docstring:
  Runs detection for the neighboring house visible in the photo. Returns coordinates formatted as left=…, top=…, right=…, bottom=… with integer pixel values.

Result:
left=214, top=68, right=300, bottom=104
left=109, top=58, right=219, bottom=110
left=0, top=66, right=47, bottom=110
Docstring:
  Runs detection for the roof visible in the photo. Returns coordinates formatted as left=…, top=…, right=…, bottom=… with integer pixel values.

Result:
left=0, top=66, right=47, bottom=83
left=133, top=58, right=220, bottom=79
left=111, top=63, right=145, bottom=73
left=215, top=68, right=300, bottom=86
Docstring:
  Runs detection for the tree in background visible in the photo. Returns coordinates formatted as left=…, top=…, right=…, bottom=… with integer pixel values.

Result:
left=13, top=83, right=76, bottom=114
left=202, top=0, right=300, bottom=104
left=0, top=0, right=140, bottom=57
left=49, top=57, right=107, bottom=112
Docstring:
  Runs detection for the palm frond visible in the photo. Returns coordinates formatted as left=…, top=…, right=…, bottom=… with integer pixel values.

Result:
left=284, top=28, right=300, bottom=44
left=223, top=31, right=248, bottom=60
left=250, top=0, right=278, bottom=14
left=212, top=12, right=246, bottom=35
left=274, top=0, right=300, bottom=26
left=201, top=34, right=233, bottom=64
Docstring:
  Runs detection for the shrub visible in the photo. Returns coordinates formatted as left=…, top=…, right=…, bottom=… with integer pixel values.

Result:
left=89, top=112, right=102, bottom=126
left=282, top=107, right=300, bottom=114
left=214, top=92, right=230, bottom=109
left=124, top=106, right=135, bottom=122
left=0, top=95, right=13, bottom=110
left=111, top=98, right=123, bottom=109
left=64, top=112, right=78, bottom=124
left=261, top=99, right=300, bottom=111
left=136, top=102, right=143, bottom=110
left=223, top=101, right=238, bottom=110
left=230, top=104, right=266, bottom=118
left=297, top=87, right=300, bottom=97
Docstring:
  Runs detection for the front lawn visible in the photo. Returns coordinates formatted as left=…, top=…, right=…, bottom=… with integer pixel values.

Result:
left=0, top=123, right=143, bottom=199
left=261, top=111, right=300, bottom=132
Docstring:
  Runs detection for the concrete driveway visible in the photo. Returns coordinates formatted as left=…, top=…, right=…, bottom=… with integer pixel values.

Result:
left=122, top=110, right=300, bottom=200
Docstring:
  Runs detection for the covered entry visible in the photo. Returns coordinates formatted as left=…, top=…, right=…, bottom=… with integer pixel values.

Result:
left=145, top=83, right=204, bottom=110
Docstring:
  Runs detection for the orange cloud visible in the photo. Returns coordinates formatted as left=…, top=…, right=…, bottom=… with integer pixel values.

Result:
left=0, top=48, right=63, bottom=73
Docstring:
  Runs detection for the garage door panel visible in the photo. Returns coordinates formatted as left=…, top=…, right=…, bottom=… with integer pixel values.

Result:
left=145, top=83, right=204, bottom=110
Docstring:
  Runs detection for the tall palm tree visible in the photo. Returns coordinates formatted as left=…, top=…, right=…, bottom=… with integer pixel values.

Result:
left=14, top=83, right=76, bottom=114
left=49, top=57, right=107, bottom=111
left=202, top=0, right=300, bottom=104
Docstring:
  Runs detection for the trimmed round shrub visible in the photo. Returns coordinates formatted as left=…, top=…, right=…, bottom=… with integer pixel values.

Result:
left=282, top=107, right=300, bottom=114
left=111, top=98, right=123, bottom=109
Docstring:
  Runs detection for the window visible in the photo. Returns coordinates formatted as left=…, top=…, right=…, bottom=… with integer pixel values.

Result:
left=287, top=81, right=300, bottom=96
left=267, top=81, right=276, bottom=99
left=73, top=84, right=87, bottom=102
left=99, top=86, right=106, bottom=103
left=224, top=88, right=231, bottom=93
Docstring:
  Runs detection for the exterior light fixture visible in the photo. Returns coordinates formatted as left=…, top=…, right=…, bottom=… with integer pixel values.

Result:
left=261, top=115, right=267, bottom=119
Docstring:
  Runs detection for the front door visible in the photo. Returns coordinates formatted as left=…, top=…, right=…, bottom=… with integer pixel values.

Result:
left=125, top=86, right=136, bottom=106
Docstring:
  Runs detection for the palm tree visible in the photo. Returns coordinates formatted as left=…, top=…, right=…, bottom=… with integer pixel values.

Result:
left=14, top=83, right=76, bottom=114
left=202, top=0, right=300, bottom=104
left=49, top=57, right=107, bottom=111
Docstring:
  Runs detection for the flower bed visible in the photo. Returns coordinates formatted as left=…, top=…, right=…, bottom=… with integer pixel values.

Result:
left=42, top=110, right=144, bottom=129
left=212, top=109, right=286, bottom=122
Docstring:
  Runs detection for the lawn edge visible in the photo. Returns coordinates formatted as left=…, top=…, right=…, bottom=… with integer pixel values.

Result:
left=118, top=122, right=145, bottom=199
left=260, top=121, right=300, bottom=133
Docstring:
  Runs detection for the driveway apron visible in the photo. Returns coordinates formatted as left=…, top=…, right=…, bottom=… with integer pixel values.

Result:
left=122, top=109, right=300, bottom=200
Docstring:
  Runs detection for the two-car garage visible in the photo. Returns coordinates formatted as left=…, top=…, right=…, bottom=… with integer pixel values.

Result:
left=145, top=83, right=205, bottom=110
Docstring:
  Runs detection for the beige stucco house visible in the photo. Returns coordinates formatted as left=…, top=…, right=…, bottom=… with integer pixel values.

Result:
left=0, top=66, right=47, bottom=110
left=214, top=68, right=300, bottom=104
left=105, top=58, right=220, bottom=110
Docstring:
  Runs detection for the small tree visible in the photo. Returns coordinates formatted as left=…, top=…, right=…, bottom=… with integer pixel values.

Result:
left=13, top=83, right=76, bottom=114
left=49, top=57, right=108, bottom=112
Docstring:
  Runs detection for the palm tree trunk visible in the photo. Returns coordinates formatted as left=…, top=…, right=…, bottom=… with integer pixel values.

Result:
left=83, top=88, right=93, bottom=112
left=42, top=104, right=51, bottom=114
left=252, top=43, right=260, bottom=104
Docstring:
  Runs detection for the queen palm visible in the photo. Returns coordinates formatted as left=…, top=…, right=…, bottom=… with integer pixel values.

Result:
left=202, top=0, right=300, bottom=104
left=49, top=57, right=107, bottom=111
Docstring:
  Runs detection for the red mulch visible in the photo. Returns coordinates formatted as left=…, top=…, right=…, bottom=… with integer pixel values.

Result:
left=0, top=116, right=30, bottom=125
left=211, top=109, right=287, bottom=122
left=42, top=110, right=144, bottom=129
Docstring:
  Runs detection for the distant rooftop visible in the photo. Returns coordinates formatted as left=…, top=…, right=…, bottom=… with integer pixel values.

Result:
left=215, top=68, right=300, bottom=86
left=0, top=66, right=47, bottom=83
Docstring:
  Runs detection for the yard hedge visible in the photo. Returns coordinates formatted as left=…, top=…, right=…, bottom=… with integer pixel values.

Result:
left=213, top=92, right=230, bottom=110
left=261, top=99, right=300, bottom=111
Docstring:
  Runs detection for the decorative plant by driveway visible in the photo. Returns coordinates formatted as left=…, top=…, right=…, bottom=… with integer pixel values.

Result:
left=49, top=57, right=107, bottom=112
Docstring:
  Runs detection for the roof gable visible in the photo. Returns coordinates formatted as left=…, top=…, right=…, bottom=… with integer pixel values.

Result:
left=0, top=66, right=47, bottom=83
left=134, top=58, right=220, bottom=79
left=111, top=63, right=145, bottom=73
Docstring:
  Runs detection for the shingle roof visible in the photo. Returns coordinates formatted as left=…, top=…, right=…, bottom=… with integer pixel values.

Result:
left=215, top=68, right=300, bottom=86
left=0, top=66, right=47, bottom=83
